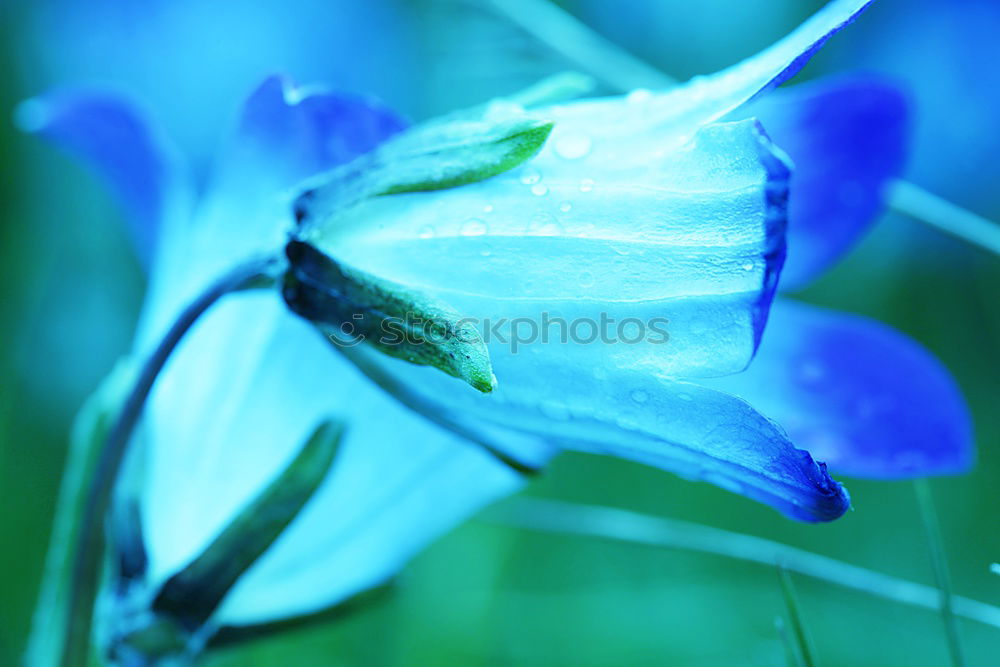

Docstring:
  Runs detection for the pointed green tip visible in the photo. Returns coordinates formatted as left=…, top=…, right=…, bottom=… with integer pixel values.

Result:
left=516, top=119, right=555, bottom=157
left=469, top=370, right=498, bottom=394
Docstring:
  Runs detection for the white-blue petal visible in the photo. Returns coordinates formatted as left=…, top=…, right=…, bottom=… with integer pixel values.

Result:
left=338, top=339, right=849, bottom=523
left=140, top=292, right=534, bottom=623
left=319, top=119, right=789, bottom=378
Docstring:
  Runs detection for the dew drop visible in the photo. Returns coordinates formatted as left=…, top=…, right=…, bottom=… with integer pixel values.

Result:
left=703, top=472, right=742, bottom=494
left=626, top=88, right=653, bottom=105
left=559, top=201, right=573, bottom=213
left=742, top=261, right=756, bottom=271
left=579, top=270, right=595, bottom=288
left=677, top=392, right=693, bottom=402
left=539, top=401, right=571, bottom=421
left=483, top=204, right=495, bottom=214
left=554, top=134, right=592, bottom=160
left=579, top=178, right=595, bottom=193
left=460, top=218, right=488, bottom=236
left=417, top=225, right=435, bottom=239
left=630, top=389, right=649, bottom=404
left=527, top=213, right=563, bottom=236
left=531, top=184, right=549, bottom=196
left=797, top=360, right=826, bottom=386
left=520, top=168, right=541, bottom=185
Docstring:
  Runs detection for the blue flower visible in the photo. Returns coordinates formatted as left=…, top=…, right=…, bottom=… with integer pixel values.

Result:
left=22, top=76, right=526, bottom=637
left=291, top=0, right=971, bottom=522
left=20, top=0, right=972, bottom=648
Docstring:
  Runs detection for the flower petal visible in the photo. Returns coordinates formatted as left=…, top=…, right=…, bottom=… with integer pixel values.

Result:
left=534, top=0, right=875, bottom=166
left=317, top=118, right=789, bottom=378
left=140, top=293, right=537, bottom=624
left=15, top=88, right=187, bottom=265
left=742, top=75, right=910, bottom=289
left=138, top=78, right=407, bottom=345
left=212, top=74, right=407, bottom=197
left=702, top=300, right=974, bottom=478
left=339, top=341, right=850, bottom=523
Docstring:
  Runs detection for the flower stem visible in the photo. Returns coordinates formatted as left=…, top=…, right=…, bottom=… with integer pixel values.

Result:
left=913, top=478, right=966, bottom=667
left=483, top=0, right=677, bottom=91
left=889, top=180, right=1000, bottom=257
left=777, top=565, right=818, bottom=667
left=485, top=497, right=1000, bottom=631
left=60, top=255, right=282, bottom=667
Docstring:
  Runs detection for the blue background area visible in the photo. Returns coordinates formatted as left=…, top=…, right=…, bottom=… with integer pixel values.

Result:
left=1, top=1, right=998, bottom=664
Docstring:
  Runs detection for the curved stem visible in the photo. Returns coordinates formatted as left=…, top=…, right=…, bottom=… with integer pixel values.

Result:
left=485, top=497, right=1000, bottom=631
left=61, top=255, right=282, bottom=667
left=889, top=180, right=1000, bottom=258
left=483, top=0, right=677, bottom=91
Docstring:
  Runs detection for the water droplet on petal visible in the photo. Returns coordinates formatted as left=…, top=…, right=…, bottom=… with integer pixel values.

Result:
left=579, top=271, right=595, bottom=287
left=703, top=472, right=742, bottom=494
left=531, top=184, right=549, bottom=196
left=797, top=360, right=826, bottom=387
left=579, top=178, right=595, bottom=193
left=539, top=401, right=571, bottom=421
left=460, top=218, right=488, bottom=236
left=520, top=168, right=541, bottom=185
left=630, top=389, right=649, bottom=403
left=742, top=261, right=756, bottom=271
left=559, top=201, right=573, bottom=213
left=554, top=134, right=592, bottom=160
left=483, top=204, right=495, bottom=214
left=527, top=213, right=563, bottom=236
left=626, top=88, right=653, bottom=105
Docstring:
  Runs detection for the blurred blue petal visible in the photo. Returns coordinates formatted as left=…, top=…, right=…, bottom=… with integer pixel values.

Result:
left=16, top=89, right=187, bottom=265
left=214, top=74, right=407, bottom=196
left=743, top=75, right=910, bottom=289
left=704, top=300, right=974, bottom=478
left=140, top=293, right=531, bottom=623
left=139, top=77, right=405, bottom=346
left=846, top=0, right=1000, bottom=208
left=27, top=0, right=417, bottom=168
left=326, top=119, right=789, bottom=378
left=343, top=340, right=849, bottom=523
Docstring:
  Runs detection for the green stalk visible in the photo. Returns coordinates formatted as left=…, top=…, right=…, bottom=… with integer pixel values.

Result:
left=914, top=479, right=966, bottom=667
left=777, top=566, right=817, bottom=667
left=57, top=255, right=281, bottom=667
left=485, top=497, right=1000, bottom=630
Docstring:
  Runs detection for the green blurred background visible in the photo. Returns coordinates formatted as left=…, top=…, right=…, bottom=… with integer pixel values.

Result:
left=1, top=0, right=998, bottom=664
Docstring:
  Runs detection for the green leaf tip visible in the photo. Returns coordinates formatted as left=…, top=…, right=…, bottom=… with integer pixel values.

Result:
left=292, top=104, right=555, bottom=231
left=377, top=116, right=554, bottom=195
left=151, top=418, right=344, bottom=631
left=283, top=240, right=497, bottom=394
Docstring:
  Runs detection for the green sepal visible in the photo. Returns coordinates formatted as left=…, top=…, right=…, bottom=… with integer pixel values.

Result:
left=375, top=114, right=554, bottom=195
left=151, top=420, right=345, bottom=631
left=26, top=359, right=137, bottom=667
left=283, top=240, right=497, bottom=394
left=293, top=103, right=553, bottom=229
